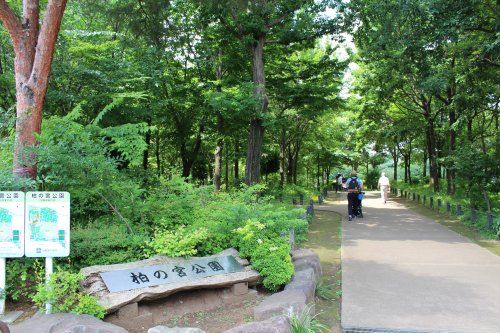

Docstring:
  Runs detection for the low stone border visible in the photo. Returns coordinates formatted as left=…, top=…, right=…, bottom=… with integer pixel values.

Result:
left=222, top=248, right=321, bottom=333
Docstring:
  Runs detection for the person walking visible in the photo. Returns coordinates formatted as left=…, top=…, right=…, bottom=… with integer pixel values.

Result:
left=378, top=172, right=390, bottom=203
left=346, top=171, right=362, bottom=221
left=335, top=173, right=342, bottom=193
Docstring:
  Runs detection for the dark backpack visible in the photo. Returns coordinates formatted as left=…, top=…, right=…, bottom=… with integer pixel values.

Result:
left=347, top=177, right=360, bottom=192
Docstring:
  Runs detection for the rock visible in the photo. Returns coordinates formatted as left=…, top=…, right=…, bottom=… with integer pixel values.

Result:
left=10, top=313, right=128, bottom=333
left=148, top=326, right=205, bottom=333
left=291, top=248, right=320, bottom=265
left=284, top=276, right=316, bottom=303
left=293, top=258, right=321, bottom=281
left=253, top=289, right=307, bottom=321
left=81, top=248, right=260, bottom=313
left=291, top=248, right=321, bottom=279
left=293, top=267, right=317, bottom=284
left=222, top=316, right=291, bottom=333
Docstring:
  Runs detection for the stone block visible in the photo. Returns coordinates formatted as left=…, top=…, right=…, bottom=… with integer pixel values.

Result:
left=253, top=289, right=307, bottom=321
left=222, top=316, right=291, bottom=333
left=293, top=267, right=317, bottom=284
left=284, top=277, right=316, bottom=303
left=231, top=282, right=248, bottom=296
left=148, top=326, right=205, bottom=333
left=10, top=313, right=128, bottom=333
left=293, top=258, right=321, bottom=280
left=117, top=302, right=138, bottom=319
left=80, top=248, right=260, bottom=313
left=222, top=288, right=258, bottom=306
left=292, top=248, right=319, bottom=263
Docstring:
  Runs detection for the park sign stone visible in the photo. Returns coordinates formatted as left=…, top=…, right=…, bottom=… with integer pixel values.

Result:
left=81, top=248, right=260, bottom=313
left=100, top=255, right=244, bottom=293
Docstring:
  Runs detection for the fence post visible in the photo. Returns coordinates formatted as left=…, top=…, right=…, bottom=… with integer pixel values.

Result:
left=470, top=208, right=477, bottom=223
left=423, top=195, right=426, bottom=206
left=487, top=212, right=493, bottom=229
left=299, top=194, right=304, bottom=205
left=446, top=202, right=451, bottom=213
left=417, top=194, right=420, bottom=203
left=457, top=204, right=463, bottom=216
left=430, top=197, right=434, bottom=209
left=437, top=199, right=442, bottom=211
left=412, top=193, right=416, bottom=201
left=279, top=193, right=283, bottom=203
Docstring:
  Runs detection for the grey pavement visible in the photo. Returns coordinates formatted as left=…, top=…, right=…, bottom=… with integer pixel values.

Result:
left=318, top=192, right=500, bottom=333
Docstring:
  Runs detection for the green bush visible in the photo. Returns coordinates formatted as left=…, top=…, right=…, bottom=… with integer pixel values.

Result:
left=31, top=270, right=106, bottom=319
left=236, top=219, right=294, bottom=291
left=147, top=225, right=207, bottom=257
left=69, top=221, right=149, bottom=270
left=6, top=258, right=44, bottom=301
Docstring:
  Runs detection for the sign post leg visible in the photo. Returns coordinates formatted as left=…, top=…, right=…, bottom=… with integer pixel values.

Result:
left=0, top=258, right=5, bottom=315
left=45, top=257, right=53, bottom=314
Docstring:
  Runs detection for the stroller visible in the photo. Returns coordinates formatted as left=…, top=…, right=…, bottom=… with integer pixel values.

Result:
left=356, top=192, right=365, bottom=218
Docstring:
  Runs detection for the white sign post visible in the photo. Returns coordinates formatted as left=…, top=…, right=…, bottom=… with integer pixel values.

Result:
left=25, top=192, right=70, bottom=314
left=0, top=191, right=25, bottom=322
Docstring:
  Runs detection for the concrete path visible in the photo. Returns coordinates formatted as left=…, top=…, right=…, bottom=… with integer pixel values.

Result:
left=318, top=192, right=500, bottom=333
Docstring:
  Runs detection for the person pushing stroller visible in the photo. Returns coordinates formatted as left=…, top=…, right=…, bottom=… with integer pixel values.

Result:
left=346, top=171, right=363, bottom=221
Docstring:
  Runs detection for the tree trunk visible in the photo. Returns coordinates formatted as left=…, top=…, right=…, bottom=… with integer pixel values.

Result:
left=447, top=110, right=456, bottom=194
left=234, top=141, right=239, bottom=182
left=392, top=146, right=398, bottom=181
left=143, top=117, right=152, bottom=170
left=155, top=131, right=161, bottom=176
left=408, top=140, right=412, bottom=182
left=213, top=112, right=224, bottom=192
left=225, top=142, right=229, bottom=191
left=0, top=0, right=67, bottom=179
left=316, top=153, right=320, bottom=189
left=425, top=117, right=439, bottom=192
left=213, top=57, right=224, bottom=192
left=245, top=34, right=267, bottom=185
left=422, top=151, right=427, bottom=178
left=213, top=138, right=223, bottom=192
left=279, top=127, right=286, bottom=189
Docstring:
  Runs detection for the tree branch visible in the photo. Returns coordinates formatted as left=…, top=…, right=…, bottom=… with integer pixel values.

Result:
left=29, top=0, right=67, bottom=88
left=22, top=0, right=40, bottom=50
left=0, top=0, right=22, bottom=48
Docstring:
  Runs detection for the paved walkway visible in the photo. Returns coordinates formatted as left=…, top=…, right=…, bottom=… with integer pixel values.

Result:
left=318, top=191, right=500, bottom=333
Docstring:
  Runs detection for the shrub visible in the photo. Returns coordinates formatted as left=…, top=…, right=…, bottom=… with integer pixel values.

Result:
left=6, top=258, right=44, bottom=301
left=236, top=220, right=294, bottom=291
left=31, top=270, right=106, bottom=319
left=69, top=222, right=149, bottom=270
left=250, top=238, right=294, bottom=291
left=147, top=225, right=208, bottom=257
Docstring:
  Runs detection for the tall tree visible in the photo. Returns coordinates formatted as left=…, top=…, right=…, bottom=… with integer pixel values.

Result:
left=0, top=0, right=67, bottom=178
left=203, top=0, right=334, bottom=185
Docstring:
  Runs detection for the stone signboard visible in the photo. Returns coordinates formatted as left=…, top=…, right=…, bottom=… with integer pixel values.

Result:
left=81, top=248, right=261, bottom=313
left=100, top=255, right=244, bottom=293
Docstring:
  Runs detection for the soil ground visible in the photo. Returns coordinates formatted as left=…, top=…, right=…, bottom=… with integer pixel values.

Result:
left=135, top=293, right=266, bottom=333
left=303, top=207, right=343, bottom=333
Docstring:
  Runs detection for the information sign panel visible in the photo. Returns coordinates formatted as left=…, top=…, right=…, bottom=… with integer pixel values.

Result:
left=25, top=192, right=70, bottom=257
left=0, top=192, right=25, bottom=257
left=100, top=255, right=245, bottom=293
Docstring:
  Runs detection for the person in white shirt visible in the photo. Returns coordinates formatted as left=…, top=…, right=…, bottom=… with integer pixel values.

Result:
left=377, top=172, right=390, bottom=203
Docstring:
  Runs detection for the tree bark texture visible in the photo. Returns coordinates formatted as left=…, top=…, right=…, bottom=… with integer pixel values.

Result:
left=245, top=35, right=267, bottom=185
left=0, top=0, right=67, bottom=178
left=279, top=127, right=286, bottom=189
